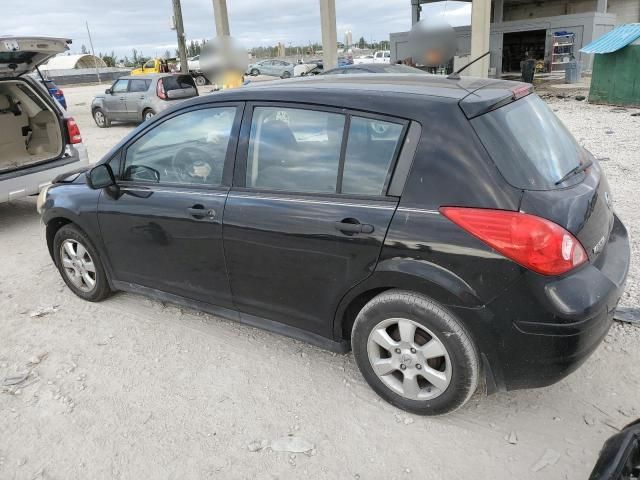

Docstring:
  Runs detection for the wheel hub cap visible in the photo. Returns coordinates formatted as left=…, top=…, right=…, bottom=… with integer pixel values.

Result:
left=366, top=318, right=452, bottom=401
left=60, top=239, right=96, bottom=293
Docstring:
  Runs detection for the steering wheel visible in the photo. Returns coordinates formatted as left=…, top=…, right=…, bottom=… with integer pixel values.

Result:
left=171, top=146, right=216, bottom=184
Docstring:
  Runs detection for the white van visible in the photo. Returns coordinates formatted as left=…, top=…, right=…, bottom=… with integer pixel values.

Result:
left=0, top=37, right=88, bottom=203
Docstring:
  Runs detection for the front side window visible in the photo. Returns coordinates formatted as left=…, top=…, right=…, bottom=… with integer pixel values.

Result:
left=342, top=117, right=404, bottom=195
left=246, top=107, right=345, bottom=193
left=144, top=60, right=155, bottom=69
left=123, top=107, right=237, bottom=186
left=111, top=79, right=128, bottom=93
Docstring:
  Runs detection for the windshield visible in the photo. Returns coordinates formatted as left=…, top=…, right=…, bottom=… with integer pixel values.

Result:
left=471, top=94, right=586, bottom=190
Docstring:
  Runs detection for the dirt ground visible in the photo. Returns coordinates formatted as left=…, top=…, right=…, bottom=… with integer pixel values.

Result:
left=0, top=84, right=638, bottom=480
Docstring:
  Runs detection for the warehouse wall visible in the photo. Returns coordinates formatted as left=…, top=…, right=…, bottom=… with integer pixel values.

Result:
left=503, top=0, right=596, bottom=21
left=608, top=0, right=640, bottom=23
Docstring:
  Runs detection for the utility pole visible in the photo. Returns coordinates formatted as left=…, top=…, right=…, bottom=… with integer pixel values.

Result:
left=85, top=21, right=101, bottom=84
left=172, top=0, right=189, bottom=73
left=319, top=0, right=338, bottom=69
left=212, top=0, right=231, bottom=36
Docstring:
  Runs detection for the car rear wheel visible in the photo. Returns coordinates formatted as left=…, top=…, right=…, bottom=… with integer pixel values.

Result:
left=250, top=69, right=259, bottom=76
left=53, top=224, right=111, bottom=302
left=194, top=75, right=207, bottom=87
left=352, top=290, right=479, bottom=415
left=93, top=108, right=110, bottom=128
left=281, top=71, right=291, bottom=79
left=143, top=109, right=155, bottom=122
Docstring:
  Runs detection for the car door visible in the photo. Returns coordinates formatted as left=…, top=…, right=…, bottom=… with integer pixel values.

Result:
left=104, top=79, right=129, bottom=120
left=263, top=60, right=276, bottom=76
left=97, top=103, right=243, bottom=308
left=126, top=78, right=151, bottom=121
left=223, top=103, right=408, bottom=337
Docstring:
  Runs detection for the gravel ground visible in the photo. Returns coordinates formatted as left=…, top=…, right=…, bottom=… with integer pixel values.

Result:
left=0, top=85, right=638, bottom=480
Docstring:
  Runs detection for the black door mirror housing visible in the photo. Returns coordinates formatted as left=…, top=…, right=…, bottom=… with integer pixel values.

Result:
left=105, top=88, right=112, bottom=95
left=86, top=164, right=116, bottom=189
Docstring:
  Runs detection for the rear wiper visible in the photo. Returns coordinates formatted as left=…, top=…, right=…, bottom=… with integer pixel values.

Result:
left=555, top=159, right=593, bottom=185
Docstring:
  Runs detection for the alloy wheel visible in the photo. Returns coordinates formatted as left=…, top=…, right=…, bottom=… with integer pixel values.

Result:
left=367, top=318, right=451, bottom=401
left=60, top=239, right=96, bottom=293
left=94, top=110, right=105, bottom=126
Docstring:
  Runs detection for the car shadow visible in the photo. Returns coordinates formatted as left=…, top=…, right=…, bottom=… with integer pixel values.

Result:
left=0, top=198, right=40, bottom=228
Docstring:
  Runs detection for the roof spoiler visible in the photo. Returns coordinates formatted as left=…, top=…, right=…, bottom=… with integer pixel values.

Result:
left=459, top=83, right=533, bottom=118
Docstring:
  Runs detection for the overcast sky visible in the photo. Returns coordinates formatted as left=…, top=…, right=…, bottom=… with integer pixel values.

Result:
left=2, top=0, right=471, bottom=59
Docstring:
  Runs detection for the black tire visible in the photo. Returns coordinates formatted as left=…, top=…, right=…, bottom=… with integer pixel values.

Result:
left=53, top=224, right=111, bottom=302
left=250, top=69, right=259, bottom=76
left=194, top=75, right=207, bottom=87
left=281, top=71, right=291, bottom=79
left=351, top=290, right=479, bottom=415
left=142, top=109, right=155, bottom=122
left=93, top=107, right=110, bottom=128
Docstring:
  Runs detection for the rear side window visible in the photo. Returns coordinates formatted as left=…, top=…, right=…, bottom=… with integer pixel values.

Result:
left=162, top=75, right=197, bottom=91
left=246, top=107, right=345, bottom=193
left=471, top=94, right=585, bottom=190
left=245, top=106, right=404, bottom=196
left=342, top=117, right=404, bottom=195
left=129, top=79, right=150, bottom=92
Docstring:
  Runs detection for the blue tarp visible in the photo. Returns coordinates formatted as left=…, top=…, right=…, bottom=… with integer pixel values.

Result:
left=580, top=23, right=640, bottom=54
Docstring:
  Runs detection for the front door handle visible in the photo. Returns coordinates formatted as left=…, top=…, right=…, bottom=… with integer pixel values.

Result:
left=334, top=219, right=374, bottom=234
left=187, top=205, right=216, bottom=219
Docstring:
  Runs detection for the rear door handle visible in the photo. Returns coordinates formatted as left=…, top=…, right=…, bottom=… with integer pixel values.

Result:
left=334, top=220, right=374, bottom=234
left=187, top=205, right=216, bottom=219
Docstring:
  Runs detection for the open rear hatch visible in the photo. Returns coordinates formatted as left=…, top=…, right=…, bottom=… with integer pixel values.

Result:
left=1, top=37, right=70, bottom=78
left=468, top=89, right=615, bottom=265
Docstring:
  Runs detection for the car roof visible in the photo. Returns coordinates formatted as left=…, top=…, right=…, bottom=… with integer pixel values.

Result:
left=119, top=73, right=187, bottom=80
left=234, top=74, right=524, bottom=101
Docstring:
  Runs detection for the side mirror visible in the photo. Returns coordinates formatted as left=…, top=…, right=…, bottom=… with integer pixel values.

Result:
left=105, top=88, right=112, bottom=95
left=86, top=164, right=116, bottom=189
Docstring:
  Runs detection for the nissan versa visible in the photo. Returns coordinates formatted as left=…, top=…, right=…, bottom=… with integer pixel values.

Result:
left=38, top=75, right=630, bottom=415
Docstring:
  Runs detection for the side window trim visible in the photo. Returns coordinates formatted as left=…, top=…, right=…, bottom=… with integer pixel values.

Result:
left=116, top=101, right=245, bottom=190
left=234, top=101, right=409, bottom=199
left=388, top=121, right=422, bottom=197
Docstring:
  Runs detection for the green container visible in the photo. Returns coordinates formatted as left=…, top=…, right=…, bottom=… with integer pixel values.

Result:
left=589, top=44, right=640, bottom=107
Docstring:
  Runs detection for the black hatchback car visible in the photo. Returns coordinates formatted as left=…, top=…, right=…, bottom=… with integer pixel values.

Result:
left=39, top=75, right=630, bottom=415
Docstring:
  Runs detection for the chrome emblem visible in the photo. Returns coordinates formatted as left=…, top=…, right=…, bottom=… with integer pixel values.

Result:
left=604, top=191, right=612, bottom=209
left=593, top=235, right=606, bottom=255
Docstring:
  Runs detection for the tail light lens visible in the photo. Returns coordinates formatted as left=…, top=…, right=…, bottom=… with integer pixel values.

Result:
left=440, top=207, right=587, bottom=276
left=55, top=89, right=64, bottom=96
left=156, top=79, right=167, bottom=100
left=66, top=118, right=82, bottom=144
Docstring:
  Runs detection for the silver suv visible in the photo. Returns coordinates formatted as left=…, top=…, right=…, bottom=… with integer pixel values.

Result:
left=91, top=74, right=198, bottom=127
left=0, top=36, right=89, bottom=204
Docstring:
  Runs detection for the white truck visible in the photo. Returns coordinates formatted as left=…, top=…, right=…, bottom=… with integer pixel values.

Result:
left=0, top=36, right=89, bottom=204
left=372, top=50, right=391, bottom=64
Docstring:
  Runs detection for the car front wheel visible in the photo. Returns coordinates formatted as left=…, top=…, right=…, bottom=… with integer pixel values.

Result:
left=143, top=109, right=155, bottom=122
left=250, top=69, right=259, bottom=76
left=53, top=224, right=111, bottom=302
left=93, top=108, right=110, bottom=128
left=352, top=290, right=479, bottom=415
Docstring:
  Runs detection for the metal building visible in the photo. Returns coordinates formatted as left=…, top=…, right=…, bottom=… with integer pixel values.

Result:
left=392, top=0, right=640, bottom=75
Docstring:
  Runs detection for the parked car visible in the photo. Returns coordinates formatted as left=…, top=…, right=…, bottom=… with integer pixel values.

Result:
left=0, top=36, right=88, bottom=204
left=41, top=79, right=67, bottom=109
left=246, top=59, right=295, bottom=78
left=322, top=64, right=428, bottom=75
left=91, top=74, right=198, bottom=127
left=40, top=75, right=630, bottom=415
left=353, top=54, right=375, bottom=65
left=372, top=50, right=391, bottom=64
left=176, top=55, right=209, bottom=87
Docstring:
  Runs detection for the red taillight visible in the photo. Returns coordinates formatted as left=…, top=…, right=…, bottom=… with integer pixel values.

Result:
left=440, top=207, right=587, bottom=276
left=511, top=84, right=532, bottom=100
left=66, top=118, right=82, bottom=144
left=156, top=79, right=167, bottom=100
left=55, top=89, right=63, bottom=96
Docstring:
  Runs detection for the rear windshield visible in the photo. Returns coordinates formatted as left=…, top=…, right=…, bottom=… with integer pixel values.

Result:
left=161, top=75, right=196, bottom=91
left=471, top=94, right=586, bottom=190
left=0, top=52, right=38, bottom=64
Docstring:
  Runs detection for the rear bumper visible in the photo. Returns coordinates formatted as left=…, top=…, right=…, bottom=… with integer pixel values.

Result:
left=467, top=214, right=630, bottom=391
left=0, top=144, right=89, bottom=203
